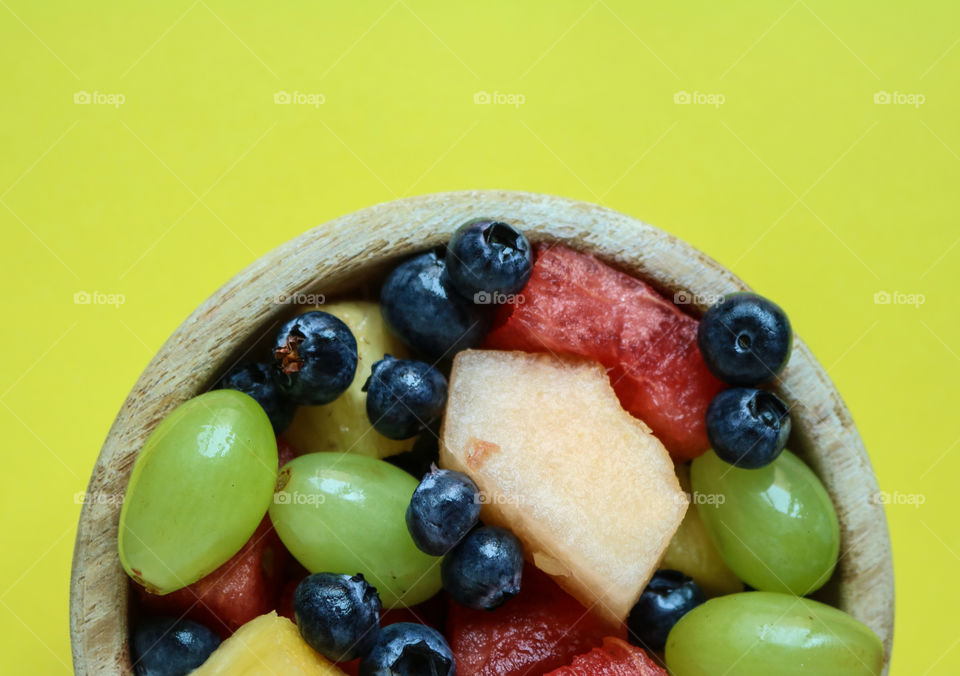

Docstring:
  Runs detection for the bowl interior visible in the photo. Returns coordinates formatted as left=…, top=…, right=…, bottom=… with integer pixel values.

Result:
left=70, top=190, right=894, bottom=674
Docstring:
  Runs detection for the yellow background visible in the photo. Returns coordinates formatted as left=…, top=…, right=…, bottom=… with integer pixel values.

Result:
left=1, top=1, right=957, bottom=673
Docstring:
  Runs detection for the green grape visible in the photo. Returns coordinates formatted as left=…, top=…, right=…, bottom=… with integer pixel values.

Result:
left=119, top=390, right=278, bottom=594
left=666, top=591, right=884, bottom=675
left=269, top=452, right=442, bottom=607
left=691, top=449, right=839, bottom=596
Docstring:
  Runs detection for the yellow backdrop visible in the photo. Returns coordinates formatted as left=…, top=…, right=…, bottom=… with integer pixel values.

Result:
left=1, top=1, right=957, bottom=673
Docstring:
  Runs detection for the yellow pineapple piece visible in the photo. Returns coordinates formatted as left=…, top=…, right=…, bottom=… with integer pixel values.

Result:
left=191, top=611, right=346, bottom=675
left=283, top=300, right=411, bottom=458
left=660, top=463, right=744, bottom=597
left=440, top=350, right=687, bottom=626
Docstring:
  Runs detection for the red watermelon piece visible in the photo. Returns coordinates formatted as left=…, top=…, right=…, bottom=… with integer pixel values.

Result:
left=484, top=243, right=726, bottom=461
left=544, top=636, right=668, bottom=675
left=134, top=516, right=288, bottom=638
left=447, top=564, right=620, bottom=676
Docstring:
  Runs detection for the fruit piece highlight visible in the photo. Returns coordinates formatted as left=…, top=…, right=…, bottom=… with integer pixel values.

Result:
left=665, top=592, right=883, bottom=675
left=191, top=611, right=348, bottom=675
left=269, top=452, right=442, bottom=607
left=119, top=390, right=278, bottom=594
left=484, top=243, right=726, bottom=461
left=441, top=349, right=687, bottom=626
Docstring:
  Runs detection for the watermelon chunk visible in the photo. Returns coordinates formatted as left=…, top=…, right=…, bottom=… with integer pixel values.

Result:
left=484, top=244, right=726, bottom=461
left=134, top=516, right=288, bottom=638
left=544, top=636, right=668, bottom=675
left=447, top=564, right=620, bottom=676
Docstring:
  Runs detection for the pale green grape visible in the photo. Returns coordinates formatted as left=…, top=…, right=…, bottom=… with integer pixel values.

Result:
left=119, top=390, right=278, bottom=594
left=666, top=591, right=884, bottom=675
left=269, top=452, right=442, bottom=607
left=691, top=449, right=839, bottom=595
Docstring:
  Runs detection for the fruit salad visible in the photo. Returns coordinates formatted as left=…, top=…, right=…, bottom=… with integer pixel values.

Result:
left=118, top=218, right=884, bottom=675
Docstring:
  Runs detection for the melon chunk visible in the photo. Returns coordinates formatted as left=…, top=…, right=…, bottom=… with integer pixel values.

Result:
left=191, top=611, right=346, bottom=675
left=440, top=350, right=687, bottom=626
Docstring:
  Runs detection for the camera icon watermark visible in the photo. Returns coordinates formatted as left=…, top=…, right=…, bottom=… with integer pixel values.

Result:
left=674, top=291, right=725, bottom=307
left=473, top=290, right=525, bottom=305
left=674, top=90, right=725, bottom=108
left=274, top=491, right=326, bottom=506
left=74, top=90, right=125, bottom=108
left=274, top=292, right=326, bottom=306
left=274, top=90, right=325, bottom=108
left=473, top=90, right=525, bottom=108
left=871, top=490, right=925, bottom=508
left=474, top=491, right=524, bottom=506
left=873, top=90, right=925, bottom=108
left=74, top=290, right=126, bottom=308
left=873, top=290, right=925, bottom=308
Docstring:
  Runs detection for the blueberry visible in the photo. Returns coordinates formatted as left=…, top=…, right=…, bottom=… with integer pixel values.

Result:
left=386, top=432, right=440, bottom=479
left=446, top=219, right=533, bottom=300
left=131, top=617, right=220, bottom=676
left=697, top=292, right=792, bottom=385
left=380, top=250, right=492, bottom=360
left=442, top=526, right=523, bottom=610
left=293, top=572, right=382, bottom=661
left=406, top=466, right=481, bottom=555
left=358, top=622, right=455, bottom=676
left=215, top=362, right=297, bottom=433
left=706, top=387, right=791, bottom=469
left=363, top=356, right=448, bottom=440
left=627, top=570, right=705, bottom=652
left=272, top=311, right=358, bottom=405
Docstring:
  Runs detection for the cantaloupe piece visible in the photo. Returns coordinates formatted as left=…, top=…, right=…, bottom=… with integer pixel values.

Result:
left=440, top=350, right=687, bottom=626
left=191, top=611, right=347, bottom=675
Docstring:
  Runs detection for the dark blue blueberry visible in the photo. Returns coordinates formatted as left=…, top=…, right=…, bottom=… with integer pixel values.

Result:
left=697, top=292, right=793, bottom=386
left=363, top=356, right=448, bottom=440
left=446, top=219, right=532, bottom=301
left=358, top=622, right=455, bottom=676
left=406, top=466, right=481, bottom=555
left=272, top=311, right=358, bottom=405
left=215, top=362, right=297, bottom=433
left=442, top=526, right=523, bottom=610
left=131, top=617, right=220, bottom=676
left=386, top=432, right=440, bottom=479
left=627, top=570, right=705, bottom=652
left=380, top=250, right=492, bottom=360
left=294, top=572, right=381, bottom=661
left=706, top=387, right=791, bottom=469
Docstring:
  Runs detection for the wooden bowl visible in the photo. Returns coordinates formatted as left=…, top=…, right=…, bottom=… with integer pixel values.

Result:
left=70, top=190, right=894, bottom=674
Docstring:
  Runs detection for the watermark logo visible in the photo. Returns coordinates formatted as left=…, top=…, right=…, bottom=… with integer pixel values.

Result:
left=274, top=491, right=326, bottom=506
left=474, top=90, right=525, bottom=108
left=873, top=90, right=925, bottom=108
left=674, top=490, right=726, bottom=507
left=75, top=491, right=125, bottom=506
left=474, top=291, right=525, bottom=305
left=74, top=290, right=125, bottom=307
left=674, top=90, right=725, bottom=108
left=873, top=290, right=925, bottom=307
left=274, top=90, right=326, bottom=108
left=475, top=491, right=524, bottom=506
left=74, top=90, right=125, bottom=108
left=674, top=291, right=725, bottom=306
left=274, top=292, right=326, bottom=306
left=871, top=490, right=925, bottom=507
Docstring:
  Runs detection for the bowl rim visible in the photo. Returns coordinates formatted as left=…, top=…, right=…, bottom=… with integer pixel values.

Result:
left=70, top=189, right=894, bottom=674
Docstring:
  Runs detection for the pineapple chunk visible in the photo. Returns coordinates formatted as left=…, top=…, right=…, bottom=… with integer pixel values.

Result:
left=191, top=611, right=346, bottom=675
left=283, top=301, right=411, bottom=458
left=660, top=464, right=744, bottom=597
left=440, top=350, right=687, bottom=626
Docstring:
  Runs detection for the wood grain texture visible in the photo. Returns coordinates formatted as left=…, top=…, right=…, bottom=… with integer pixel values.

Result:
left=70, top=190, right=894, bottom=673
